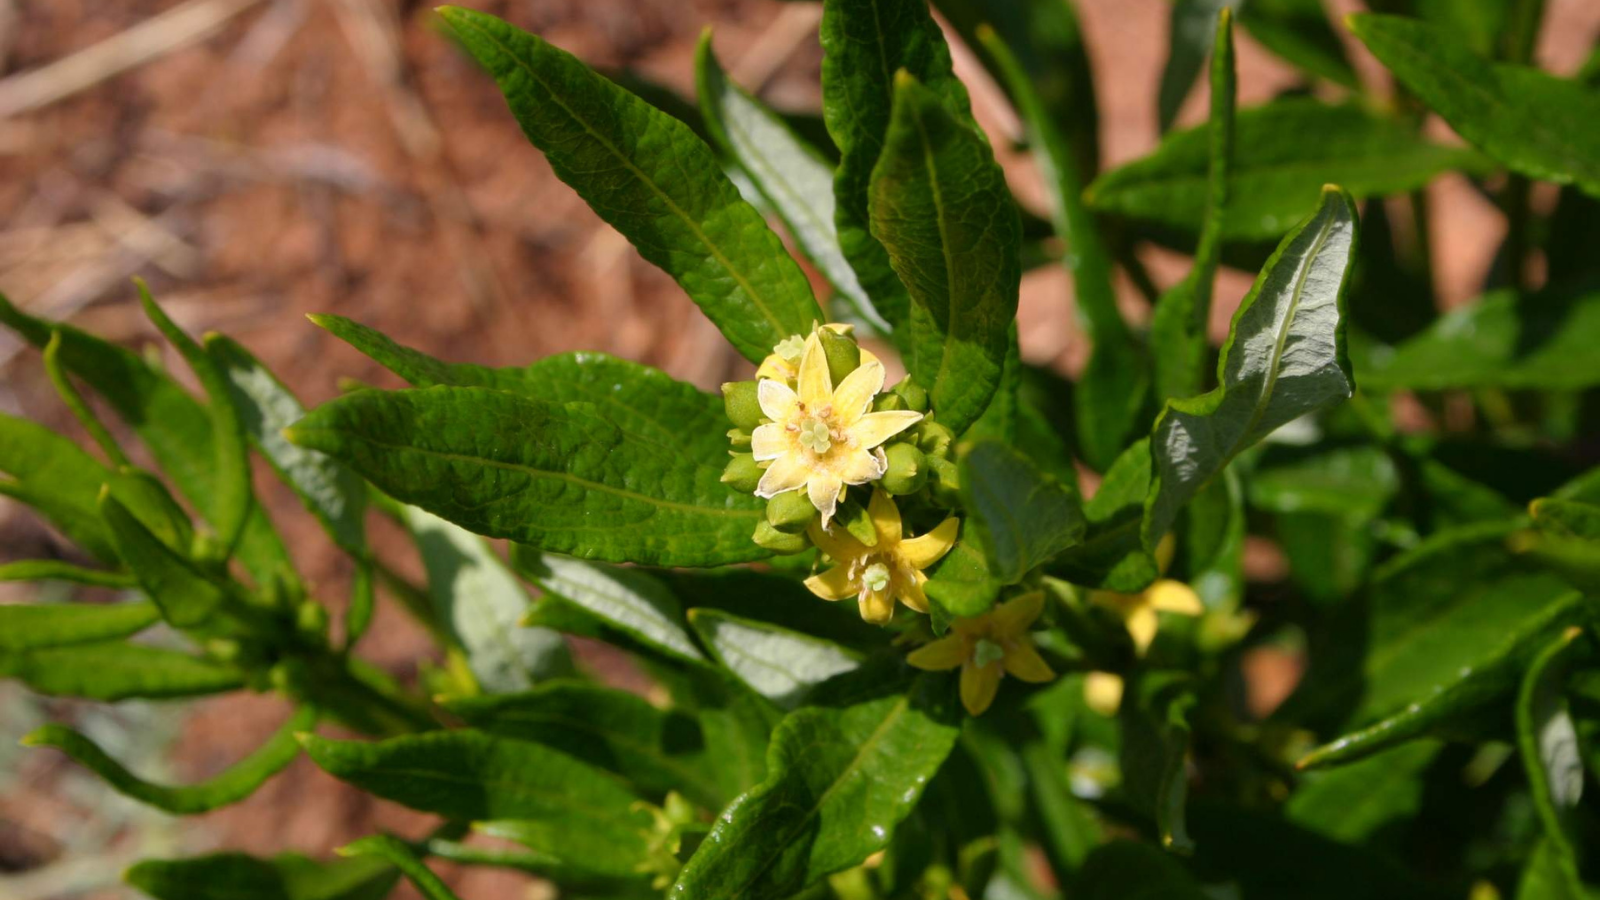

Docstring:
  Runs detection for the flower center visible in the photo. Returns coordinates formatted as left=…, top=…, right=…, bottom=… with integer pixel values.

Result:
left=973, top=638, right=1006, bottom=668
left=797, top=417, right=832, bottom=453
left=775, top=335, right=805, bottom=364
left=861, top=562, right=891, bottom=592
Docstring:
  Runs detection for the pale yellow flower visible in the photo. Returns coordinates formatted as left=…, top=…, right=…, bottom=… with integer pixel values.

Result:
left=804, top=489, right=958, bottom=624
left=1090, top=579, right=1204, bottom=654
left=754, top=324, right=877, bottom=384
left=907, top=591, right=1056, bottom=716
left=751, top=331, right=921, bottom=524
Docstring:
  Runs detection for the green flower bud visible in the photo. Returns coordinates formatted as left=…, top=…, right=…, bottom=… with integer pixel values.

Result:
left=835, top=498, right=878, bottom=547
left=721, top=453, right=762, bottom=492
left=928, top=455, right=962, bottom=507
left=818, top=327, right=861, bottom=386
left=880, top=442, right=928, bottom=495
left=269, top=658, right=310, bottom=695
left=722, top=381, right=764, bottom=431
left=873, top=392, right=907, bottom=412
left=766, top=490, right=816, bottom=533
left=892, top=378, right=929, bottom=412
left=753, top=520, right=810, bottom=554
left=727, top=428, right=752, bottom=449
left=296, top=600, right=329, bottom=638
left=918, top=421, right=955, bottom=458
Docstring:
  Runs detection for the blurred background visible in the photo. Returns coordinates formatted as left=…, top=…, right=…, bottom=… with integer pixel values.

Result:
left=1, top=0, right=1597, bottom=896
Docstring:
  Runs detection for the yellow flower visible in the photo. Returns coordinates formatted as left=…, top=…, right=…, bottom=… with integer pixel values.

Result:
left=751, top=331, right=922, bottom=524
left=907, top=591, right=1056, bottom=716
left=804, top=489, right=958, bottom=624
left=1089, top=579, right=1203, bottom=654
left=754, top=324, right=877, bottom=384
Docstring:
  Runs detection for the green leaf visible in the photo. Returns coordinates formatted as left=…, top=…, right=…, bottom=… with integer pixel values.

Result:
left=125, top=852, right=397, bottom=900
left=1156, top=0, right=1236, bottom=134
left=669, top=668, right=962, bottom=900
left=1517, top=838, right=1599, bottom=900
left=1517, top=628, right=1588, bottom=866
left=337, top=836, right=458, bottom=900
left=287, top=385, right=767, bottom=567
left=205, top=335, right=368, bottom=555
left=1145, top=187, right=1359, bottom=550
left=1357, top=287, right=1600, bottom=391
left=514, top=547, right=706, bottom=664
left=821, top=0, right=972, bottom=329
left=658, top=568, right=886, bottom=651
left=0, top=641, right=244, bottom=700
left=22, top=707, right=312, bottom=814
left=437, top=7, right=821, bottom=362
left=1240, top=0, right=1358, bottom=88
left=687, top=608, right=862, bottom=709
left=105, top=466, right=195, bottom=554
left=1118, top=671, right=1196, bottom=853
left=1050, top=438, right=1159, bottom=592
left=1088, top=99, right=1483, bottom=242
left=0, top=600, right=158, bottom=650
left=404, top=506, right=570, bottom=693
left=923, top=539, right=1003, bottom=619
left=446, top=681, right=731, bottom=808
left=694, top=35, right=874, bottom=325
left=959, top=440, right=1087, bottom=584
left=869, top=72, right=1021, bottom=434
left=100, top=492, right=231, bottom=630
left=1292, top=523, right=1587, bottom=768
left=1285, top=740, right=1443, bottom=844
left=0, top=561, right=135, bottom=588
left=300, top=730, right=651, bottom=877
left=0, top=292, right=291, bottom=583
left=1151, top=9, right=1235, bottom=403
left=976, top=25, right=1145, bottom=469
left=1348, top=14, right=1600, bottom=199
left=0, top=411, right=116, bottom=562
left=1072, top=840, right=1207, bottom=900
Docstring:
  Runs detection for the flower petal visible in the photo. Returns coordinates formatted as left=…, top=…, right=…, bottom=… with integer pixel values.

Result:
left=755, top=454, right=811, bottom=498
left=1147, top=580, right=1204, bottom=616
left=906, top=634, right=965, bottom=671
left=797, top=331, right=832, bottom=409
left=807, top=472, right=844, bottom=526
left=846, top=410, right=923, bottom=450
left=750, top=423, right=789, bottom=461
left=1003, top=639, right=1056, bottom=683
left=1084, top=671, right=1124, bottom=716
left=804, top=565, right=856, bottom=601
left=836, top=447, right=887, bottom=485
left=757, top=378, right=799, bottom=422
left=899, top=517, right=960, bottom=570
left=831, top=359, right=885, bottom=423
left=960, top=659, right=1002, bottom=716
left=898, top=569, right=930, bottom=613
left=1126, top=605, right=1159, bottom=654
left=991, top=590, right=1045, bottom=636
left=867, top=489, right=902, bottom=545
left=859, top=588, right=894, bottom=624
left=755, top=355, right=795, bottom=383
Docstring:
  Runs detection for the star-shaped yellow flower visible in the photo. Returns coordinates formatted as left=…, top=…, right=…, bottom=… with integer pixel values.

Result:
left=804, top=489, right=959, bottom=624
left=1090, top=579, right=1203, bottom=654
left=752, top=331, right=922, bottom=524
left=907, top=591, right=1056, bottom=716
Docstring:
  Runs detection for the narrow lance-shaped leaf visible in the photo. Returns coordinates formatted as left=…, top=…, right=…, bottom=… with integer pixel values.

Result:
left=438, top=7, right=822, bottom=362
left=695, top=35, right=880, bottom=329
left=1348, top=14, right=1600, bottom=200
left=0, top=641, right=244, bottom=701
left=287, top=385, right=768, bottom=567
left=977, top=27, right=1146, bottom=469
left=1151, top=9, right=1235, bottom=402
left=669, top=667, right=962, bottom=900
left=1145, top=187, right=1359, bottom=549
left=687, top=608, right=862, bottom=709
left=869, top=72, right=1021, bottom=435
left=0, top=411, right=117, bottom=562
left=125, top=852, right=398, bottom=900
left=1239, top=0, right=1358, bottom=88
left=206, top=334, right=368, bottom=556
left=100, top=491, right=230, bottom=630
left=1157, top=0, right=1237, bottom=134
left=0, top=601, right=158, bottom=650
left=821, top=0, right=974, bottom=330
left=959, top=440, right=1087, bottom=584
left=514, top=546, right=707, bottom=664
left=337, top=837, right=459, bottom=900
left=1119, top=672, right=1196, bottom=853
left=22, top=706, right=314, bottom=814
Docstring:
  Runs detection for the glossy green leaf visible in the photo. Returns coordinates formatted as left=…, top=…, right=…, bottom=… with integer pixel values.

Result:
left=100, top=492, right=231, bottom=630
left=438, top=7, right=822, bottom=362
left=287, top=385, right=767, bottom=567
left=1285, top=740, right=1443, bottom=844
left=977, top=26, right=1145, bottom=469
left=1151, top=9, right=1234, bottom=402
left=1088, top=100, right=1481, bottom=241
left=669, top=668, right=961, bottom=900
left=0, top=411, right=116, bottom=562
left=821, top=0, right=972, bottom=329
left=869, top=73, right=1021, bottom=434
left=688, top=608, right=861, bottom=709
left=695, top=35, right=874, bottom=324
left=337, top=836, right=458, bottom=900
left=1240, top=0, right=1358, bottom=88
left=659, top=568, right=886, bottom=651
left=0, top=292, right=290, bottom=583
left=1349, top=14, right=1600, bottom=199
left=22, top=706, right=312, bottom=814
left=206, top=335, right=367, bottom=555
left=1358, top=287, right=1600, bottom=391
left=515, top=547, right=706, bottom=664
left=923, top=539, right=1003, bottom=620
left=446, top=681, right=730, bottom=808
left=1517, top=628, right=1587, bottom=867
left=0, top=600, right=158, bottom=650
left=105, top=466, right=195, bottom=554
left=300, top=730, right=651, bottom=877
left=1292, top=522, right=1586, bottom=768
left=404, top=506, right=570, bottom=693
left=125, top=852, right=397, bottom=900
left=0, top=641, right=244, bottom=701
left=1050, top=439, right=1159, bottom=592
left=1145, top=187, right=1359, bottom=550
left=1119, top=671, right=1196, bottom=852
left=1156, top=0, right=1237, bottom=134
left=959, top=440, right=1086, bottom=584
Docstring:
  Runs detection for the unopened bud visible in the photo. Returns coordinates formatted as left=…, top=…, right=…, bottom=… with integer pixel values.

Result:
left=892, top=378, right=929, bottom=412
left=722, top=381, right=764, bottom=431
left=818, top=327, right=861, bottom=386
left=881, top=443, right=928, bottom=495
left=873, top=392, right=907, bottom=412
left=753, top=520, right=810, bottom=554
left=917, top=421, right=955, bottom=458
left=721, top=453, right=762, bottom=493
left=928, top=456, right=962, bottom=507
left=766, top=490, right=816, bottom=533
